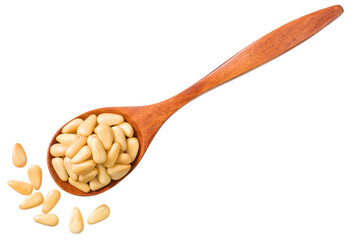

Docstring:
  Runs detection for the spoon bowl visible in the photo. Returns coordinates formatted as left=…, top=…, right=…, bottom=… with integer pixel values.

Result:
left=47, top=5, right=343, bottom=196
left=48, top=107, right=147, bottom=196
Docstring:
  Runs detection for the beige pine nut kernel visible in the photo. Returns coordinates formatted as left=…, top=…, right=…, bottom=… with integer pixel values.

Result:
left=77, top=114, right=97, bottom=137
left=19, top=192, right=44, bottom=210
left=103, top=142, right=121, bottom=167
left=62, top=118, right=83, bottom=133
left=50, top=143, right=68, bottom=157
left=12, top=143, right=27, bottom=168
left=42, top=190, right=61, bottom=214
left=97, top=113, right=124, bottom=125
left=89, top=177, right=109, bottom=191
left=126, top=137, right=139, bottom=162
left=56, top=134, right=78, bottom=146
left=97, top=164, right=111, bottom=185
left=64, top=157, right=78, bottom=181
left=87, top=204, right=110, bottom=224
left=34, top=214, right=59, bottom=227
left=107, top=164, right=131, bottom=181
left=27, top=165, right=42, bottom=190
left=69, top=178, right=90, bottom=193
left=70, top=207, right=84, bottom=234
left=87, top=134, right=97, bottom=147
left=118, top=122, right=134, bottom=137
left=72, top=160, right=96, bottom=175
left=91, top=137, right=107, bottom=164
left=116, top=153, right=132, bottom=164
left=66, top=137, right=87, bottom=158
left=8, top=180, right=33, bottom=195
left=112, top=126, right=127, bottom=151
left=94, top=124, right=113, bottom=150
left=52, top=157, right=68, bottom=181
left=79, top=168, right=98, bottom=183
left=71, top=145, right=91, bottom=164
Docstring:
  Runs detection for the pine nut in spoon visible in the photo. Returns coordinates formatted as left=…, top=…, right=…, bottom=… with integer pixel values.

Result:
left=47, top=5, right=343, bottom=196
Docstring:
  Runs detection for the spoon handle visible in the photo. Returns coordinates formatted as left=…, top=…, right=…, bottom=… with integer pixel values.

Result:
left=163, top=5, right=343, bottom=111
left=132, top=5, right=343, bottom=149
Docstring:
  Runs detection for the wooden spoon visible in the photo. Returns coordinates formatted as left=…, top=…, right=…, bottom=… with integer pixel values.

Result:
left=47, top=5, right=343, bottom=196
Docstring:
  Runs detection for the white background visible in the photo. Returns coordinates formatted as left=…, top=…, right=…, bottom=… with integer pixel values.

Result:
left=0, top=0, right=349, bottom=239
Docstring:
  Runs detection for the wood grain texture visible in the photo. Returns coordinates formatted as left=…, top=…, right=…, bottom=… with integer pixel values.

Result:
left=47, top=5, right=343, bottom=196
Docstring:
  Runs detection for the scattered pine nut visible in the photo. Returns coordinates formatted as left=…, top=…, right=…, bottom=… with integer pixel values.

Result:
left=8, top=180, right=33, bottom=195
left=19, top=192, right=44, bottom=210
left=12, top=143, right=27, bottom=168
left=34, top=214, right=59, bottom=226
left=42, top=190, right=61, bottom=214
left=69, top=207, right=84, bottom=234
left=27, top=165, right=42, bottom=190
left=87, top=204, right=110, bottom=224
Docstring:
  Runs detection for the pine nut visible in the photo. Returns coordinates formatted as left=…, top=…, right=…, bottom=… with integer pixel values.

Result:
left=52, top=157, right=68, bottom=181
left=97, top=164, right=111, bottom=185
left=72, top=159, right=96, bottom=175
left=103, top=142, right=121, bottom=167
left=64, top=157, right=78, bottom=181
left=12, top=143, right=27, bottom=168
left=79, top=168, right=98, bottom=183
left=77, top=114, right=97, bottom=137
left=68, top=178, right=90, bottom=193
left=118, top=122, right=134, bottom=137
left=115, top=153, right=132, bottom=164
left=56, top=134, right=78, bottom=146
left=27, top=165, right=42, bottom=190
left=91, top=137, right=107, bottom=164
left=34, top=214, right=59, bottom=226
left=87, top=204, right=110, bottom=224
left=89, top=177, right=109, bottom=191
left=87, top=134, right=97, bottom=147
left=97, top=113, right=124, bottom=125
left=19, top=192, right=44, bottom=210
left=65, top=137, right=87, bottom=158
left=94, top=124, right=113, bottom=150
left=69, top=207, right=84, bottom=234
left=62, top=118, right=83, bottom=134
left=112, top=126, right=127, bottom=151
left=107, top=164, right=131, bottom=181
left=50, top=143, right=68, bottom=157
left=126, top=137, right=139, bottom=162
left=8, top=180, right=33, bottom=195
left=71, top=145, right=91, bottom=164
left=42, top=190, right=61, bottom=214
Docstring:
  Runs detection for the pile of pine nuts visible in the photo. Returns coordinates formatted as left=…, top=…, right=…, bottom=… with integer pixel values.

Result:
left=9, top=143, right=111, bottom=233
left=50, top=113, right=139, bottom=193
